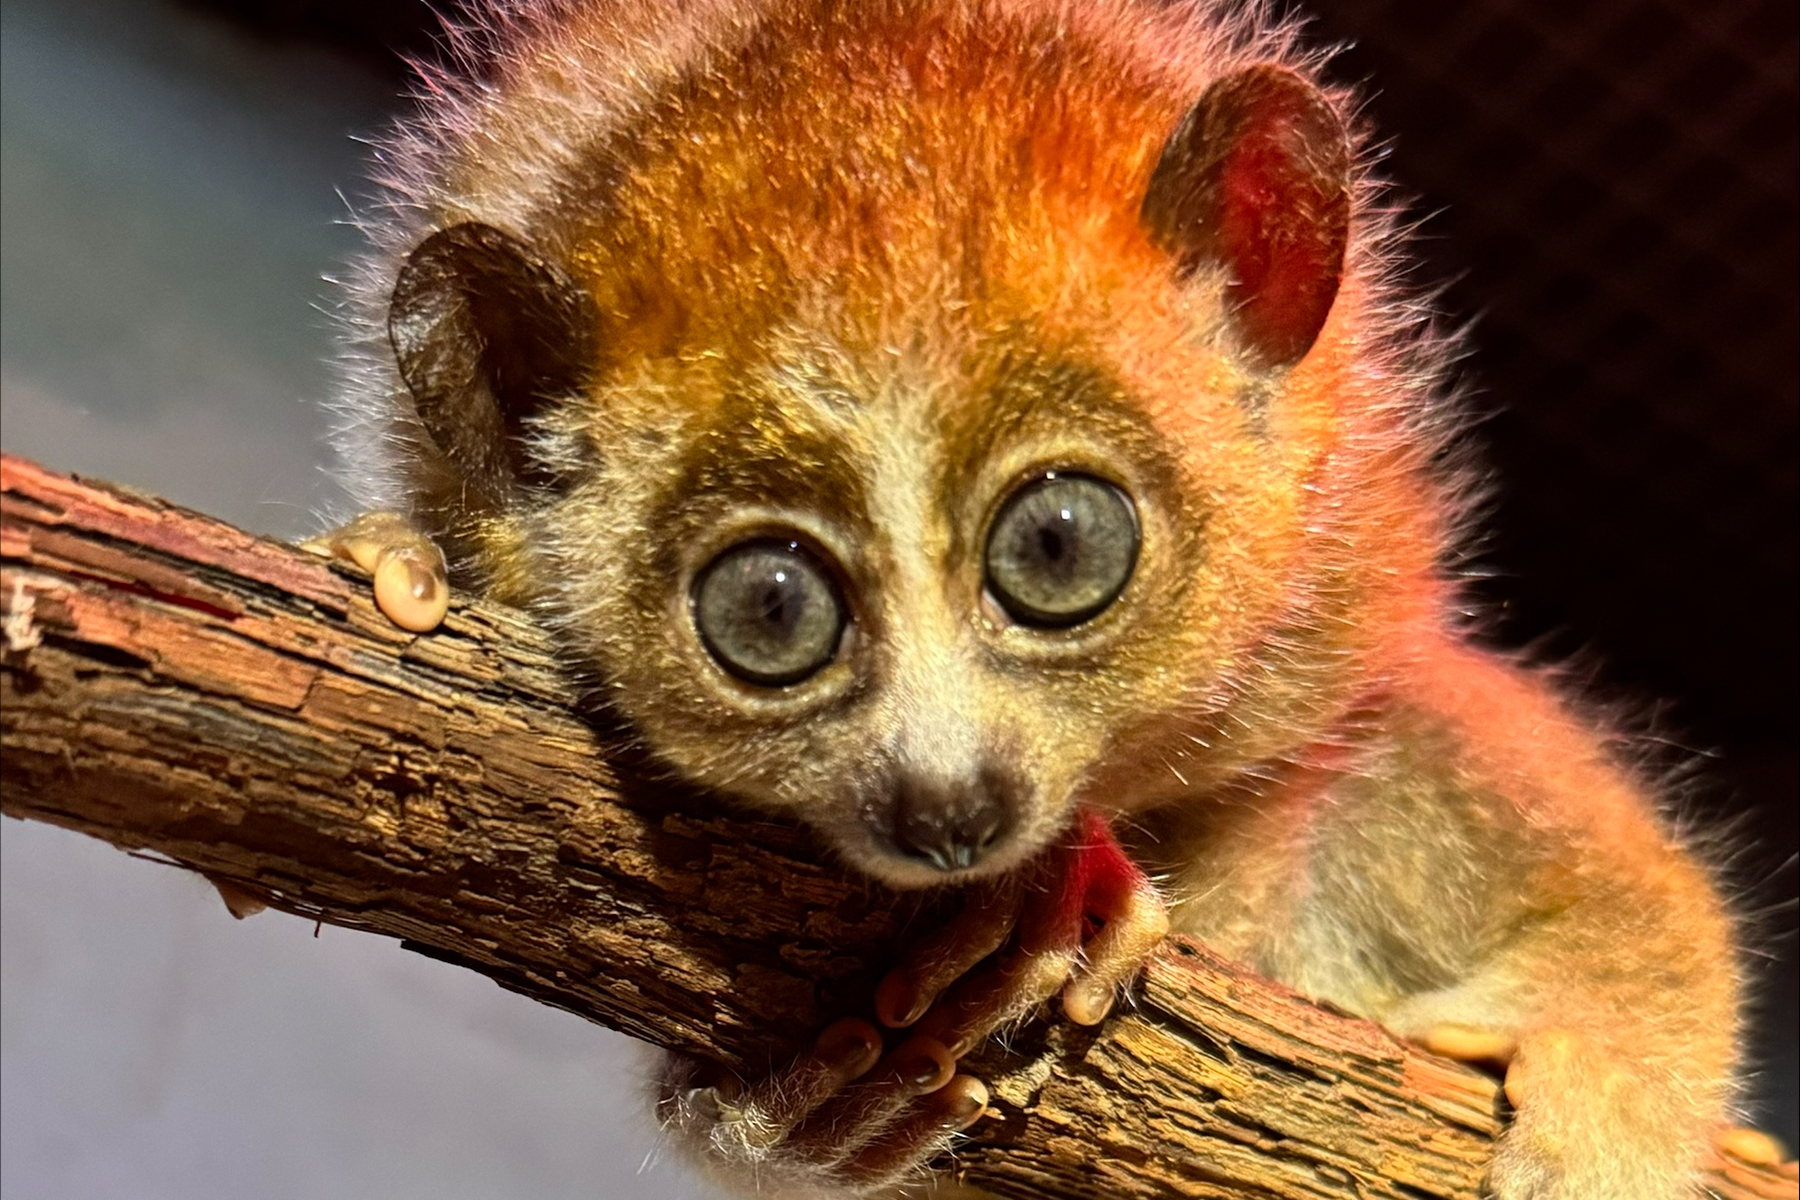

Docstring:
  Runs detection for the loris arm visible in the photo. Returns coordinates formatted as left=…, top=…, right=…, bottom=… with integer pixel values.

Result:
left=1160, top=642, right=1753, bottom=1200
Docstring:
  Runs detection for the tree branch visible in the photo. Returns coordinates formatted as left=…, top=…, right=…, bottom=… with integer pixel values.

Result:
left=0, top=453, right=1789, bottom=1200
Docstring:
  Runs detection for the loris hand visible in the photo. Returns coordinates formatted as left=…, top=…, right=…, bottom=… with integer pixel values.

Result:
left=1423, top=1024, right=1767, bottom=1200
left=662, top=810, right=1167, bottom=1195
left=302, top=511, right=449, bottom=633
left=659, top=1020, right=987, bottom=1196
left=876, top=809, right=1169, bottom=1057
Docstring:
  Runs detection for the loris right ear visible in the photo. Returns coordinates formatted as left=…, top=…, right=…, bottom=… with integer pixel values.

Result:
left=1141, top=66, right=1352, bottom=370
left=388, top=222, right=598, bottom=507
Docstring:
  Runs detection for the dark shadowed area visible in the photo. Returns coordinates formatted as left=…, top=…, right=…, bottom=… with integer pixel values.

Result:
left=2, top=0, right=1792, bottom=1194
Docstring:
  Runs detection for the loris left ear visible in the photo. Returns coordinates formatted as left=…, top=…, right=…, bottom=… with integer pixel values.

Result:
left=1140, top=66, right=1352, bottom=370
left=388, top=221, right=598, bottom=508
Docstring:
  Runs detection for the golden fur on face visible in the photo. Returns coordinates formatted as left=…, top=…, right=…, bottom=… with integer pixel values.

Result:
left=352, top=0, right=1449, bottom=885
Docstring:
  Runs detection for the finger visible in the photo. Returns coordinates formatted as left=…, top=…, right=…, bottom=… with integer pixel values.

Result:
left=913, top=943, right=1078, bottom=1058
left=875, top=878, right=1025, bottom=1028
left=305, top=512, right=451, bottom=633
left=373, top=541, right=450, bottom=632
left=723, top=1018, right=884, bottom=1153
left=1420, top=1024, right=1517, bottom=1068
left=842, top=1075, right=989, bottom=1186
left=302, top=511, right=413, bottom=572
left=787, top=1036, right=956, bottom=1162
left=906, top=838, right=1096, bottom=1056
left=1015, top=841, right=1090, bottom=958
left=1061, top=878, right=1168, bottom=1025
left=1715, top=1127, right=1788, bottom=1167
left=1503, top=1028, right=1579, bottom=1109
left=205, top=875, right=268, bottom=920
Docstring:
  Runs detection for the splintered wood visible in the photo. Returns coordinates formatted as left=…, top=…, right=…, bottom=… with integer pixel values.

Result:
left=2, top=453, right=1791, bottom=1200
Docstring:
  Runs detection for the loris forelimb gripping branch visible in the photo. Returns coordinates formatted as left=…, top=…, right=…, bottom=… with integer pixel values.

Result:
left=311, top=1, right=1768, bottom=1196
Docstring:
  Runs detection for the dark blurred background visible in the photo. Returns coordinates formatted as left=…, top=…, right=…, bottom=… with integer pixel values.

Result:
left=1304, top=0, right=1798, bottom=1144
left=2, top=0, right=1792, bottom=1192
left=1302, top=0, right=1799, bottom=1149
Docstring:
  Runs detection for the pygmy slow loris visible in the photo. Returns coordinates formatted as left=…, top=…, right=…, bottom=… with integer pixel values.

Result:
left=315, top=1, right=1753, bottom=1196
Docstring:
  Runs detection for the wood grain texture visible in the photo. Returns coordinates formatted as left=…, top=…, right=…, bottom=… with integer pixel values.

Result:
left=2, top=453, right=1790, bottom=1200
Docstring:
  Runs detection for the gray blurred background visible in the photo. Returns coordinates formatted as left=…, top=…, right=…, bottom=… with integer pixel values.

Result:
left=2, top=0, right=1793, bottom=1195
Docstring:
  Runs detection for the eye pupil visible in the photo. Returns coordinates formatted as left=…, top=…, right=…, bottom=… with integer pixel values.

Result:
left=985, top=473, right=1138, bottom=627
left=694, top=541, right=844, bottom=686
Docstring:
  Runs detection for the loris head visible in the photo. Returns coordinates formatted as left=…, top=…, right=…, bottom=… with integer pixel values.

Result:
left=366, top=5, right=1373, bottom=889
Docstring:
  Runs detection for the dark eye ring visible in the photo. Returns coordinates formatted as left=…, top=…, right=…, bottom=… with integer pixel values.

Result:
left=691, top=539, right=847, bottom=686
left=984, top=472, right=1139, bottom=628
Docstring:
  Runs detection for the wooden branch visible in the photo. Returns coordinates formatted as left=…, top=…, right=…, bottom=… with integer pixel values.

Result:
left=1, top=452, right=1790, bottom=1200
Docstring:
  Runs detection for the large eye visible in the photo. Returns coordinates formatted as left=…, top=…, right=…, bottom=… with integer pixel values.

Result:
left=984, top=472, right=1139, bottom=627
left=693, top=540, right=846, bottom=686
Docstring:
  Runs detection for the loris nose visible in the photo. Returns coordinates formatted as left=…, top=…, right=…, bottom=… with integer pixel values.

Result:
left=891, top=773, right=1014, bottom=872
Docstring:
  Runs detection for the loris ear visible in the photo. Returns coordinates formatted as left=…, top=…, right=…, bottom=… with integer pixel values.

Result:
left=1141, top=66, right=1351, bottom=369
left=388, top=222, right=598, bottom=505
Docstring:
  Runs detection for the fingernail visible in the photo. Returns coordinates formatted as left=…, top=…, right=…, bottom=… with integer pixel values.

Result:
left=888, top=1047, right=948, bottom=1091
left=875, top=974, right=923, bottom=1028
left=941, top=1026, right=982, bottom=1059
left=403, top=559, right=439, bottom=601
left=1063, top=981, right=1115, bottom=1026
left=815, top=1022, right=879, bottom=1069
left=949, top=1082, right=989, bottom=1127
left=896, top=1054, right=940, bottom=1089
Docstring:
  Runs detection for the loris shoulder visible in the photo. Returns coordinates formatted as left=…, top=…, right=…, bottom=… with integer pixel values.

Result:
left=318, top=1, right=1749, bottom=1197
